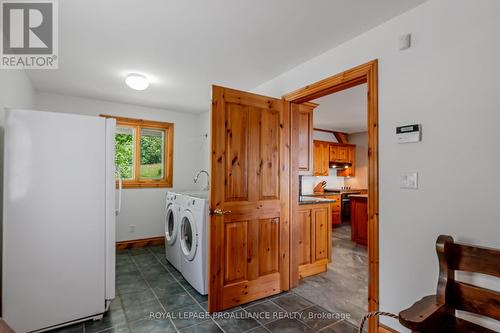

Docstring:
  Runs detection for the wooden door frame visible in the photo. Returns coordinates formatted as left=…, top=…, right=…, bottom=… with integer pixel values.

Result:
left=283, top=60, right=379, bottom=333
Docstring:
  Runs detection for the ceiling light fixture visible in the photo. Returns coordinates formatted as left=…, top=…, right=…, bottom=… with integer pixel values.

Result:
left=125, top=73, right=150, bottom=91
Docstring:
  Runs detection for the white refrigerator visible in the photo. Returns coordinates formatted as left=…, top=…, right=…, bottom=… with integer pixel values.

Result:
left=2, top=109, right=120, bottom=332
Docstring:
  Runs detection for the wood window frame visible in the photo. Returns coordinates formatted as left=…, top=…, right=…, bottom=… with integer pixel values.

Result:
left=284, top=60, right=379, bottom=333
left=101, top=115, right=174, bottom=188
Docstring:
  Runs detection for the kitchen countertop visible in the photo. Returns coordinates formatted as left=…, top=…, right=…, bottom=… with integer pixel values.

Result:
left=298, top=196, right=336, bottom=205
left=348, top=194, right=368, bottom=199
left=303, top=189, right=367, bottom=197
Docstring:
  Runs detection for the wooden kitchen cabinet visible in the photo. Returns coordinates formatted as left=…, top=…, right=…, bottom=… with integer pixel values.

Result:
left=336, top=145, right=355, bottom=177
left=324, top=194, right=341, bottom=226
left=350, top=195, right=368, bottom=246
left=296, top=102, right=317, bottom=175
left=297, top=203, right=331, bottom=279
left=313, top=140, right=330, bottom=176
left=314, top=141, right=356, bottom=177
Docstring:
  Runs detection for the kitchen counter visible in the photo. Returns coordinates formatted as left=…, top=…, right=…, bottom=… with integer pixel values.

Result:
left=348, top=194, right=368, bottom=199
left=298, top=196, right=336, bottom=205
left=303, top=189, right=367, bottom=197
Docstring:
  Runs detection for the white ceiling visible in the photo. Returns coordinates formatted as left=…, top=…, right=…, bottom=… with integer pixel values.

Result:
left=312, top=83, right=367, bottom=133
left=27, top=0, right=427, bottom=113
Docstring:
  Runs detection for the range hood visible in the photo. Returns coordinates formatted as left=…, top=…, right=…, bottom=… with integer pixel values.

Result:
left=329, top=161, right=352, bottom=169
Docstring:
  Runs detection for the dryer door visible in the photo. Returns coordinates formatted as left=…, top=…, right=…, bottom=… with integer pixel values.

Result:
left=180, top=210, right=198, bottom=261
left=165, top=204, right=178, bottom=245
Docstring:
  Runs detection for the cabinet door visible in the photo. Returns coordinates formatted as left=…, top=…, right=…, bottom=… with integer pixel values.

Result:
left=337, top=145, right=355, bottom=177
left=297, top=105, right=313, bottom=174
left=313, top=206, right=329, bottom=261
left=329, top=145, right=337, bottom=163
left=337, top=146, right=348, bottom=162
left=351, top=198, right=367, bottom=246
left=331, top=211, right=341, bottom=226
left=313, top=141, right=329, bottom=176
left=324, top=195, right=341, bottom=226
left=297, top=208, right=312, bottom=266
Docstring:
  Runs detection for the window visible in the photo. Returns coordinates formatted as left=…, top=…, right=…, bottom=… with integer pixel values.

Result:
left=102, top=115, right=173, bottom=188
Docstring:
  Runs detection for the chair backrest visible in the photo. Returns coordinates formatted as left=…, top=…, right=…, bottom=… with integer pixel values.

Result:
left=436, top=235, right=500, bottom=321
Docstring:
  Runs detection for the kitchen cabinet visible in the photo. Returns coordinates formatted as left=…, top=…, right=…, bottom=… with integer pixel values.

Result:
left=330, top=143, right=355, bottom=177
left=336, top=145, right=355, bottom=177
left=296, top=102, right=317, bottom=175
left=323, top=194, right=341, bottom=225
left=313, top=141, right=356, bottom=177
left=329, top=144, right=348, bottom=163
left=313, top=141, right=330, bottom=176
left=350, top=195, right=368, bottom=246
left=297, top=203, right=331, bottom=278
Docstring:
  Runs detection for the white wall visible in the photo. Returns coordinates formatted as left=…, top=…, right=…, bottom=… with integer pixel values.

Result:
left=254, top=0, right=500, bottom=330
left=0, top=71, right=35, bottom=124
left=35, top=92, right=208, bottom=241
left=345, top=132, right=368, bottom=189
left=198, top=111, right=211, bottom=173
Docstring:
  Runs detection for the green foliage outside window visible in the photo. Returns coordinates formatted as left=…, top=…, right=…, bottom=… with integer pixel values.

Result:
left=140, top=130, right=164, bottom=179
left=115, top=132, right=134, bottom=179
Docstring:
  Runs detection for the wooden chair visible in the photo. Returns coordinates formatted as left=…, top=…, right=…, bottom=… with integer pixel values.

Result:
left=399, top=235, right=500, bottom=333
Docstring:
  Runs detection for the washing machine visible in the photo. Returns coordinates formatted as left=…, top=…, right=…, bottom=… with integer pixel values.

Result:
left=165, top=191, right=183, bottom=271
left=179, top=194, right=208, bottom=295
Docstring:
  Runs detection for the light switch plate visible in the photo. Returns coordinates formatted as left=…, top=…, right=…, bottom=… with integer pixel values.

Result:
left=400, top=172, right=418, bottom=189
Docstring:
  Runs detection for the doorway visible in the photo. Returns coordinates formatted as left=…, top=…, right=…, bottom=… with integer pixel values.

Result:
left=285, top=60, right=379, bottom=332
left=207, top=60, right=379, bottom=332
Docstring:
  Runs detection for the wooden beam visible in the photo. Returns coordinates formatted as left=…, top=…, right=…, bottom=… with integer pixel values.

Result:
left=116, top=236, right=165, bottom=250
left=313, top=128, right=349, bottom=144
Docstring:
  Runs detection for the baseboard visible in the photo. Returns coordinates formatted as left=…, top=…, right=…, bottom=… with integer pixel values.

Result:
left=116, top=236, right=165, bottom=250
left=378, top=323, right=399, bottom=333
left=0, top=320, right=16, bottom=333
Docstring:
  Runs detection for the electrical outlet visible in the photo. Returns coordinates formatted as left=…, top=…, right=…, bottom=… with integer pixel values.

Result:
left=129, top=225, right=136, bottom=233
left=400, top=172, right=418, bottom=189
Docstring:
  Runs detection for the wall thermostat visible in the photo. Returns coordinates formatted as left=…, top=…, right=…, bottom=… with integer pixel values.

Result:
left=396, top=124, right=421, bottom=143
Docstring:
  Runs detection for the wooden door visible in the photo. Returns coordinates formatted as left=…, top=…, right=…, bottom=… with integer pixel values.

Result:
left=209, top=86, right=290, bottom=312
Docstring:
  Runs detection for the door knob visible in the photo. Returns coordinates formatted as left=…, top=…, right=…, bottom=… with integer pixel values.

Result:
left=211, top=208, right=232, bottom=216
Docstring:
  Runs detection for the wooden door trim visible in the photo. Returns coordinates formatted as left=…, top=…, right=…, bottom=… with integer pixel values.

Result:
left=285, top=60, right=379, bottom=333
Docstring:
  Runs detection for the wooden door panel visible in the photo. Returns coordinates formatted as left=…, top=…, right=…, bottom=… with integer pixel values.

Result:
left=297, top=106, right=313, bottom=173
left=297, top=209, right=311, bottom=266
left=225, top=103, right=249, bottom=201
left=314, top=207, right=329, bottom=261
left=259, top=108, right=280, bottom=200
left=258, top=218, right=279, bottom=275
left=329, top=145, right=337, bottom=162
left=224, top=221, right=248, bottom=284
left=210, top=86, right=289, bottom=312
left=337, top=146, right=348, bottom=162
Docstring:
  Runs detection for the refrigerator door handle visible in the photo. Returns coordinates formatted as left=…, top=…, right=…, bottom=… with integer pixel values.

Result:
left=116, top=166, right=122, bottom=216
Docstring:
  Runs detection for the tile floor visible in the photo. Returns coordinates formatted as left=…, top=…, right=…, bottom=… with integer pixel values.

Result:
left=294, top=224, right=368, bottom=327
left=48, top=244, right=359, bottom=333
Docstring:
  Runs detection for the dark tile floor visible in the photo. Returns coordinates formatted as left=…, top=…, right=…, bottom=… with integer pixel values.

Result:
left=48, top=244, right=359, bottom=333
left=294, top=224, right=368, bottom=327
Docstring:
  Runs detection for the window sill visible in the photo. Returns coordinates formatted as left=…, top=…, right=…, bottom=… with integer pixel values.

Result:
left=117, top=181, right=172, bottom=189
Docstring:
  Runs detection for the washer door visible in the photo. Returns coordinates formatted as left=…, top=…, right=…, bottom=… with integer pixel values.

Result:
left=165, top=204, right=178, bottom=245
left=180, top=210, right=198, bottom=261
